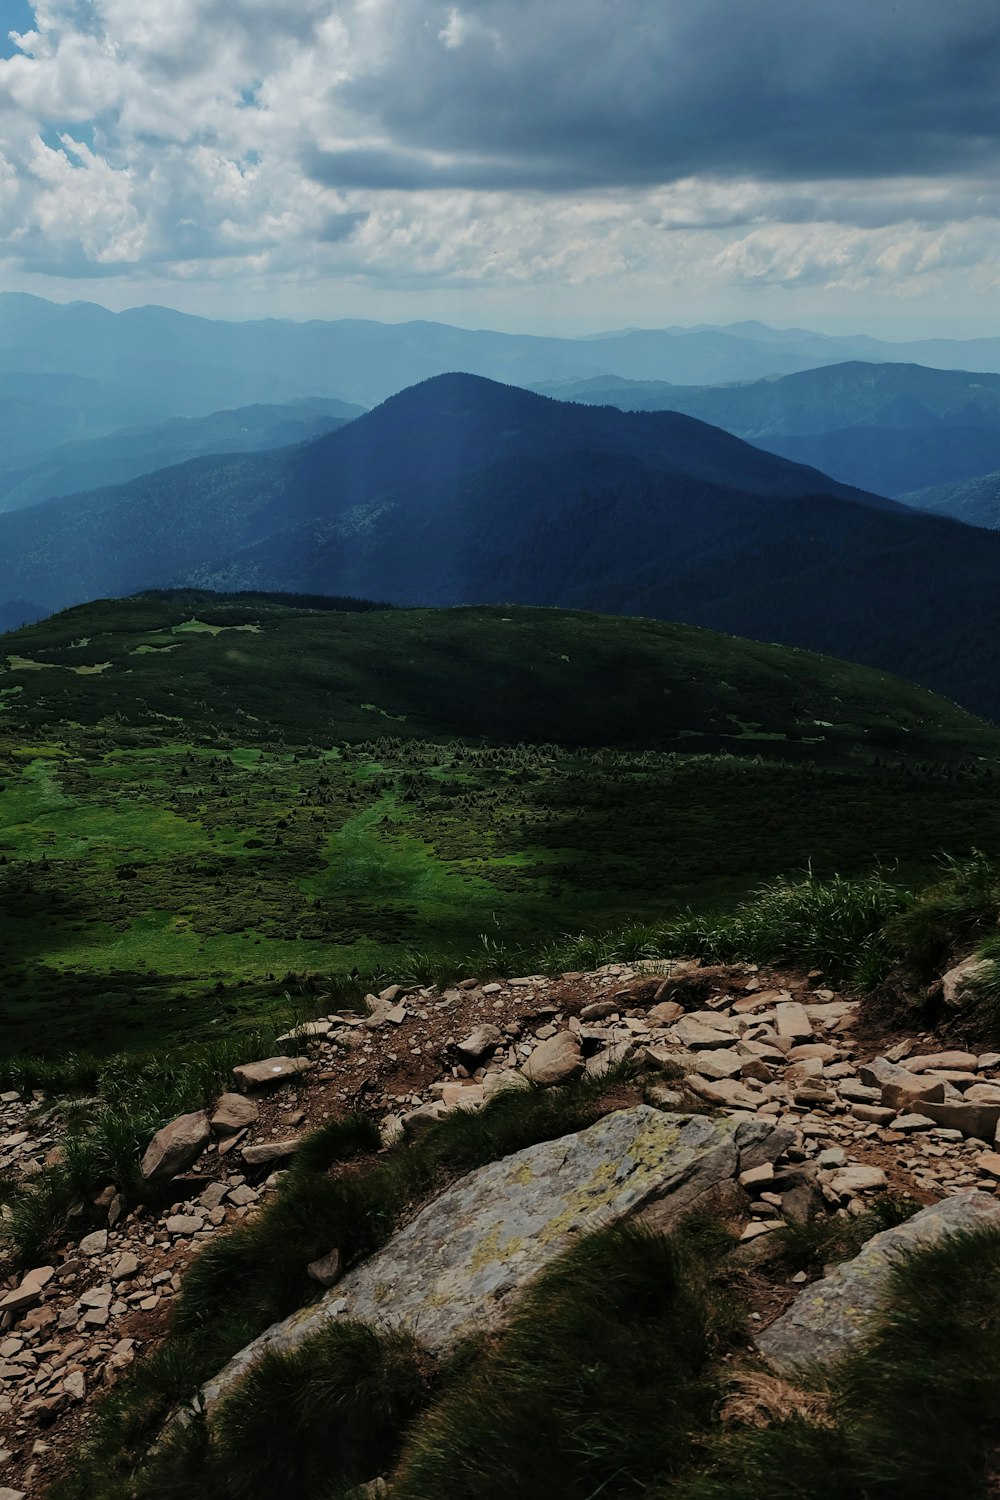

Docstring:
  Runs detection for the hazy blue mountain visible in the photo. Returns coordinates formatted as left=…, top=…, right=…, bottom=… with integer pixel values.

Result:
left=535, top=362, right=1000, bottom=497
left=754, top=427, right=1000, bottom=499
left=904, top=471, right=1000, bottom=529
left=534, top=362, right=1000, bottom=438
left=0, top=397, right=362, bottom=513
left=0, top=370, right=174, bottom=458
left=11, top=294, right=1000, bottom=412
left=5, top=373, right=1000, bottom=717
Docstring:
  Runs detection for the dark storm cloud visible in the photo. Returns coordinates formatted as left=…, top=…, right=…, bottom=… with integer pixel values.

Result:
left=311, top=0, right=1000, bottom=191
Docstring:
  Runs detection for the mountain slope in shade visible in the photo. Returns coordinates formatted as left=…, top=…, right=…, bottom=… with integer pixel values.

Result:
left=5, top=374, right=1000, bottom=718
left=0, top=397, right=362, bottom=513
left=0, top=370, right=892, bottom=613
left=755, top=427, right=1000, bottom=499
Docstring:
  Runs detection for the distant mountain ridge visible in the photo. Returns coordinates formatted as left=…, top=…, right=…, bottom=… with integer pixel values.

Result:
left=4, top=372, right=1000, bottom=717
left=10, top=293, right=1000, bottom=413
left=536, top=362, right=1000, bottom=498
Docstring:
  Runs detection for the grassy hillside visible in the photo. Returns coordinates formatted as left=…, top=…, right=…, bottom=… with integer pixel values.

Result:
left=3, top=593, right=1000, bottom=1057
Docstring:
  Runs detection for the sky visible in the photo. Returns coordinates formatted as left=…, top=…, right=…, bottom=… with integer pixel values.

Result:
left=0, top=0, right=998, bottom=335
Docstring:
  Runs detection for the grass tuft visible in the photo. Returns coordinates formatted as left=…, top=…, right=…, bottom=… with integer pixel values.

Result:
left=392, top=1220, right=738, bottom=1500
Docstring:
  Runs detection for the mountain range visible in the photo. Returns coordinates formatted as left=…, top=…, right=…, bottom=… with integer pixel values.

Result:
left=4, top=372, right=1000, bottom=717
left=11, top=294, right=1000, bottom=418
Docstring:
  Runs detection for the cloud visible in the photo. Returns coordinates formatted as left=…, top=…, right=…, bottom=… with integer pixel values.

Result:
left=0, top=0, right=999, bottom=315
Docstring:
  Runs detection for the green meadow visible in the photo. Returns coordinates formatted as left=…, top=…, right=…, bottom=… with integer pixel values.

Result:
left=3, top=592, right=1000, bottom=1055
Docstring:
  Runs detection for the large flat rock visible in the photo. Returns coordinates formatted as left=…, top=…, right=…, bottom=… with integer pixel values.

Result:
left=756, top=1192, right=1000, bottom=1375
left=201, top=1106, right=783, bottom=1411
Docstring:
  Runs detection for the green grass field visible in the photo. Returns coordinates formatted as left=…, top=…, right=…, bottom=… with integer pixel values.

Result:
left=4, top=592, right=1000, bottom=1055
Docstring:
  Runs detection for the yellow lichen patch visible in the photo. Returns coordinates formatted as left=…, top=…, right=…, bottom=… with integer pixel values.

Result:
left=6, top=655, right=58, bottom=671
left=172, top=619, right=262, bottom=636
left=71, top=662, right=111, bottom=675
left=469, top=1226, right=525, bottom=1273
left=132, top=643, right=181, bottom=655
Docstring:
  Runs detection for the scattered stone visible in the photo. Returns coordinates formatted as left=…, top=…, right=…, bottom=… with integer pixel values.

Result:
left=231, top=1057, right=311, bottom=1093
left=111, top=1254, right=140, bottom=1282
left=210, top=1094, right=259, bottom=1136
left=880, top=1076, right=945, bottom=1112
left=242, top=1138, right=302, bottom=1167
left=482, top=1070, right=529, bottom=1100
left=455, top=1027, right=502, bottom=1066
left=739, top=1163, right=775, bottom=1189
left=165, top=1215, right=203, bottom=1237
left=307, top=1249, right=343, bottom=1287
left=78, top=1230, right=108, bottom=1257
left=918, top=1099, right=1000, bottom=1140
left=774, top=1002, right=813, bottom=1042
left=667, top=1016, right=735, bottom=1051
left=903, top=1050, right=979, bottom=1074
left=0, top=1267, right=54, bottom=1315
left=828, top=1166, right=887, bottom=1197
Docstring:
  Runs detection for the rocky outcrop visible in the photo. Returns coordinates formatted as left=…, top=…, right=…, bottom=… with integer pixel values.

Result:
left=200, top=1106, right=788, bottom=1412
left=756, top=1192, right=1000, bottom=1374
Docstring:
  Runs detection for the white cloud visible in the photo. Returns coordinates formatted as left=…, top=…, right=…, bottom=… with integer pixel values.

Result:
left=0, top=0, right=998, bottom=326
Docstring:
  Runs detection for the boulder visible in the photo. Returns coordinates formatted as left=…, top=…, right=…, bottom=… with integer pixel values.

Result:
left=757, top=1193, right=1000, bottom=1374
left=941, top=958, right=993, bottom=1011
left=211, top=1093, right=259, bottom=1136
left=521, top=1031, right=583, bottom=1085
left=201, top=1107, right=785, bottom=1412
left=918, top=1098, right=1000, bottom=1139
left=454, top=1026, right=502, bottom=1066
left=231, top=1056, right=311, bottom=1092
left=140, top=1111, right=210, bottom=1182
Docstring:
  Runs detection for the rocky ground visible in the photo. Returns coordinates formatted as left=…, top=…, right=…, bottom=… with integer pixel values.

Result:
left=1, top=955, right=998, bottom=1498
